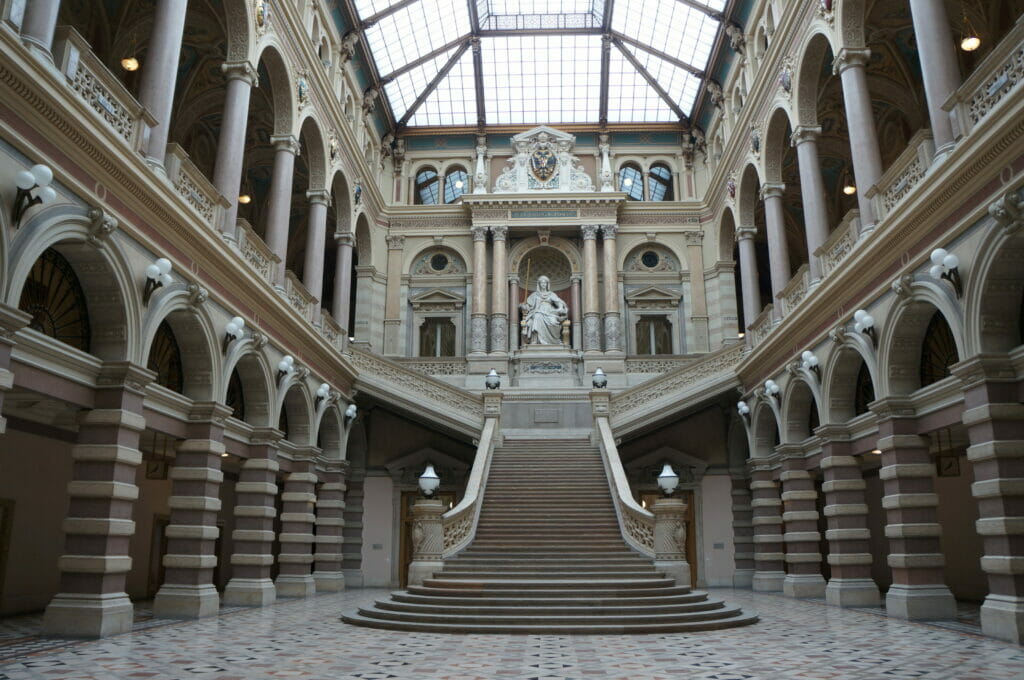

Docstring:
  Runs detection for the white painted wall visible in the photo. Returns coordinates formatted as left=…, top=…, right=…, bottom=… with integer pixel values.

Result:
left=700, top=473, right=735, bottom=586
left=360, top=475, right=394, bottom=586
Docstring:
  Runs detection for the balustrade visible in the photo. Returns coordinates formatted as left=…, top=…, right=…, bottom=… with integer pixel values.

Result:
left=864, top=130, right=935, bottom=221
left=164, top=144, right=230, bottom=229
left=776, top=264, right=810, bottom=317
left=234, top=219, right=280, bottom=287
left=814, top=210, right=860, bottom=280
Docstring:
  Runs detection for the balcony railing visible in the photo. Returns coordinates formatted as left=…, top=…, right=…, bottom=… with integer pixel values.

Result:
left=776, top=263, right=810, bottom=317
left=164, top=143, right=230, bottom=229
left=283, top=271, right=317, bottom=322
left=815, top=209, right=860, bottom=280
left=747, top=305, right=774, bottom=347
left=624, top=356, right=698, bottom=374
left=397, top=358, right=468, bottom=376
left=234, top=219, right=279, bottom=287
left=316, top=309, right=345, bottom=351
left=865, top=129, right=935, bottom=221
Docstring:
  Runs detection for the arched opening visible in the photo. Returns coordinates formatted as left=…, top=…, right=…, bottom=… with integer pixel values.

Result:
left=618, top=163, right=643, bottom=200
left=18, top=247, right=91, bottom=353
left=919, top=310, right=960, bottom=388
left=280, top=385, right=311, bottom=445
left=737, top=165, right=772, bottom=320
left=226, top=368, right=245, bottom=421
left=764, top=108, right=808, bottom=276
left=226, top=352, right=273, bottom=427
left=146, top=320, right=184, bottom=394
left=784, top=379, right=819, bottom=443
left=413, top=167, right=439, bottom=205
left=286, top=119, right=327, bottom=283
left=442, top=166, right=468, bottom=204
left=647, top=163, right=674, bottom=201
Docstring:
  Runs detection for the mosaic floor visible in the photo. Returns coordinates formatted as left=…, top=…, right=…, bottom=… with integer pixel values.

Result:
left=0, top=588, right=1020, bottom=680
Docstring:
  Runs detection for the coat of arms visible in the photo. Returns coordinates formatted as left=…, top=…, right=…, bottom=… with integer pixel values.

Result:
left=530, top=147, right=557, bottom=182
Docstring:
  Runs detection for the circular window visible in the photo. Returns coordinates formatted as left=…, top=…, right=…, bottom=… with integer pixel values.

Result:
left=641, top=251, right=660, bottom=269
left=430, top=253, right=449, bottom=271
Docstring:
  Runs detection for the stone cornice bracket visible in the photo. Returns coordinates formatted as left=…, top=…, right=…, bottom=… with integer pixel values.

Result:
left=88, top=207, right=118, bottom=245
left=250, top=425, right=285, bottom=446
left=307, top=189, right=331, bottom=206
left=989, top=188, right=1024, bottom=232
left=188, top=401, right=233, bottom=425
left=221, top=60, right=258, bottom=86
left=684, top=231, right=704, bottom=246
left=760, top=182, right=785, bottom=200
left=828, top=324, right=848, bottom=344
left=891, top=273, right=915, bottom=299
left=293, top=366, right=310, bottom=382
left=340, top=32, right=359, bottom=64
left=385, top=234, right=405, bottom=250
left=790, top=126, right=821, bottom=147
left=734, top=226, right=757, bottom=242
left=334, top=231, right=354, bottom=246
left=490, top=225, right=508, bottom=240
left=868, top=395, right=917, bottom=421
left=96, top=361, right=156, bottom=395
left=600, top=224, right=618, bottom=239
left=471, top=225, right=489, bottom=241
left=251, top=331, right=268, bottom=350
left=833, top=47, right=871, bottom=76
left=186, top=283, right=208, bottom=307
left=580, top=224, right=601, bottom=240
left=271, top=134, right=301, bottom=156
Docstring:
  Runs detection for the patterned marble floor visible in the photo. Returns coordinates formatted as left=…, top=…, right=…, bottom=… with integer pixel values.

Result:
left=0, top=588, right=1020, bottom=680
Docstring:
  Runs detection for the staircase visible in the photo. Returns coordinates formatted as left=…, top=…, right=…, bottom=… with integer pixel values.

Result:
left=343, top=438, right=757, bottom=633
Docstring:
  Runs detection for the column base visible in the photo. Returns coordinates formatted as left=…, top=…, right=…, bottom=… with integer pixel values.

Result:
left=752, top=570, right=785, bottom=592
left=274, top=574, right=316, bottom=598
left=980, top=594, right=1024, bottom=644
left=343, top=568, right=364, bottom=588
left=654, top=560, right=691, bottom=588
left=783, top=573, right=827, bottom=598
left=408, top=559, right=444, bottom=587
left=733, top=569, right=755, bottom=588
left=826, top=578, right=881, bottom=607
left=313, top=571, right=346, bottom=592
left=43, top=592, right=134, bottom=637
left=885, top=584, right=956, bottom=620
left=153, top=584, right=220, bottom=619
left=223, top=578, right=276, bottom=606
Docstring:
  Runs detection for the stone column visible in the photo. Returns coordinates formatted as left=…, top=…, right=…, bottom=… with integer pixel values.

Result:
left=490, top=225, right=508, bottom=353
left=872, top=398, right=956, bottom=620
left=223, top=428, right=280, bottom=606
left=313, top=462, right=348, bottom=592
left=835, top=48, right=884, bottom=230
left=954, top=356, right=1024, bottom=642
left=302, top=190, right=330, bottom=304
left=683, top=231, right=710, bottom=352
left=20, top=0, right=61, bottom=58
left=653, top=496, right=691, bottom=586
left=819, top=425, right=880, bottom=606
left=43, top=363, right=153, bottom=637
left=275, top=456, right=318, bottom=597
left=761, top=183, right=791, bottom=318
left=792, top=126, right=830, bottom=284
left=601, top=225, right=622, bottom=352
left=153, top=402, right=232, bottom=619
left=779, top=448, right=826, bottom=598
left=265, top=135, right=300, bottom=286
left=407, top=497, right=445, bottom=586
left=382, top=234, right=405, bottom=356
left=469, top=226, right=489, bottom=355
left=332, top=232, right=354, bottom=332
left=212, top=62, right=256, bottom=239
left=0, top=307, right=31, bottom=434
left=731, top=471, right=755, bottom=587
left=138, top=0, right=188, bottom=165
left=581, top=225, right=601, bottom=352
left=749, top=461, right=785, bottom=591
left=508, top=276, right=519, bottom=352
left=909, top=0, right=961, bottom=154
left=570, top=276, right=583, bottom=351
left=735, top=226, right=762, bottom=331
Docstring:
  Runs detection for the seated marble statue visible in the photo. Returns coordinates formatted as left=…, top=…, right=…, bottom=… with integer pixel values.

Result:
left=520, top=275, right=568, bottom=345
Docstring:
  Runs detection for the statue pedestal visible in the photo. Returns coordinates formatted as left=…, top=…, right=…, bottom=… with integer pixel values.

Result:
left=512, top=344, right=581, bottom=388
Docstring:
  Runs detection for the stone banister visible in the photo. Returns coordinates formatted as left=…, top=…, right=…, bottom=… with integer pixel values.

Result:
left=164, top=143, right=231, bottom=230
left=864, top=129, right=935, bottom=223
left=814, top=210, right=861, bottom=280
left=442, top=405, right=499, bottom=558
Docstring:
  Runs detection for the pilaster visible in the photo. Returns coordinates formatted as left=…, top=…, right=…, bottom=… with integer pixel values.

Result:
left=731, top=469, right=755, bottom=587
left=779, top=446, right=826, bottom=598
left=314, top=461, right=349, bottom=592
left=749, top=460, right=785, bottom=591
left=275, top=454, right=318, bottom=597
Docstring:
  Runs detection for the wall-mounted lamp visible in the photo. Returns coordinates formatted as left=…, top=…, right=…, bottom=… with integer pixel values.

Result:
left=853, top=309, right=876, bottom=346
left=800, top=350, right=821, bottom=379
left=592, top=367, right=608, bottom=389
left=929, top=248, right=963, bottom=298
left=737, top=400, right=751, bottom=422
left=276, top=355, right=294, bottom=383
left=485, top=368, right=501, bottom=390
left=13, top=164, right=57, bottom=227
left=764, top=379, right=780, bottom=402
left=222, top=316, right=245, bottom=354
left=418, top=464, right=440, bottom=498
left=316, top=382, right=331, bottom=408
left=143, top=257, right=173, bottom=305
left=657, top=463, right=679, bottom=497
left=344, top=403, right=357, bottom=426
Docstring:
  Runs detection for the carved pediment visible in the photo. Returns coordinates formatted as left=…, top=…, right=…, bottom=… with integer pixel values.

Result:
left=625, top=285, right=682, bottom=310
left=495, top=126, right=594, bottom=193
left=410, top=288, right=466, bottom=311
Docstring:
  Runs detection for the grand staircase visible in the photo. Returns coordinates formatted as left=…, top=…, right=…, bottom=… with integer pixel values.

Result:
left=343, top=438, right=757, bottom=633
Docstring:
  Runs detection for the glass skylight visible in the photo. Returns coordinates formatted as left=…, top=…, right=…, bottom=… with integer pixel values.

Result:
left=384, top=46, right=460, bottom=122
left=408, top=50, right=478, bottom=126
left=477, top=0, right=605, bottom=30
left=606, top=48, right=675, bottom=123
left=363, top=0, right=471, bottom=76
left=621, top=43, right=704, bottom=114
left=611, top=0, right=718, bottom=74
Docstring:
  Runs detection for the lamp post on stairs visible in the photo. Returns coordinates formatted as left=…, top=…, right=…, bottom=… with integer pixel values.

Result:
left=653, top=465, right=691, bottom=586
left=408, top=466, right=445, bottom=586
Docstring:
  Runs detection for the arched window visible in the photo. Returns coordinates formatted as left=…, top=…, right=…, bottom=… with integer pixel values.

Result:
left=647, top=164, right=673, bottom=201
left=148, top=320, right=184, bottom=393
left=853, top=360, right=875, bottom=416
left=920, top=311, right=959, bottom=387
left=618, top=164, right=643, bottom=200
left=226, top=368, right=245, bottom=421
left=414, top=167, right=439, bottom=205
left=443, top=166, right=468, bottom=204
left=19, top=248, right=91, bottom=352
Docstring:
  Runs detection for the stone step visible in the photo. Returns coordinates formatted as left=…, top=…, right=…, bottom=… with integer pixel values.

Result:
left=390, top=590, right=712, bottom=607
left=421, top=577, right=677, bottom=590
left=436, top=569, right=662, bottom=579
left=374, top=600, right=725, bottom=617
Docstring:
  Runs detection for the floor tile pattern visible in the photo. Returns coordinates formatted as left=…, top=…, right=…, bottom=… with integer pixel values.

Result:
left=0, top=589, right=1020, bottom=680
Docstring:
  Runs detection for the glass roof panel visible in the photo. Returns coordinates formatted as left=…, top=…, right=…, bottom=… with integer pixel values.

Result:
left=611, top=0, right=719, bottom=72
left=482, top=35, right=602, bottom=125
left=606, top=47, right=676, bottom=123
left=407, top=49, right=478, bottom=126
left=621, top=43, right=703, bottom=114
left=477, top=0, right=604, bottom=30
left=383, top=46, right=460, bottom=122
left=363, top=0, right=471, bottom=76
left=353, top=0, right=407, bottom=19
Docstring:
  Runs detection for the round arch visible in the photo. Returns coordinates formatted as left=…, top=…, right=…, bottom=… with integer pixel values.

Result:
left=763, top=106, right=796, bottom=184
left=277, top=378, right=314, bottom=446
left=750, top=396, right=781, bottom=458
left=139, top=286, right=220, bottom=401
left=793, top=31, right=837, bottom=128
left=252, top=43, right=295, bottom=136
left=737, top=163, right=763, bottom=229
left=508, top=235, right=583, bottom=276
left=222, top=342, right=275, bottom=427
left=780, top=374, right=820, bottom=443
left=297, top=115, right=329, bottom=193
left=964, top=210, right=1024, bottom=354
left=821, top=336, right=879, bottom=424
left=718, top=205, right=738, bottom=262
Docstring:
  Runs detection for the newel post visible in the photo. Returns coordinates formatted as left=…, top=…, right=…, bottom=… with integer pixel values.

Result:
left=653, top=496, right=691, bottom=586
left=407, top=498, right=445, bottom=586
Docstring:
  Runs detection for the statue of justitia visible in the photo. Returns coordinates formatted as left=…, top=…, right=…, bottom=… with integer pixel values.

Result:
left=519, top=275, right=568, bottom=345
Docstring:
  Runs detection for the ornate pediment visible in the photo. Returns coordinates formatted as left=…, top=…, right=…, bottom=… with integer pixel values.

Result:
left=409, top=288, right=466, bottom=311
left=625, top=285, right=682, bottom=310
left=494, top=126, right=594, bottom=193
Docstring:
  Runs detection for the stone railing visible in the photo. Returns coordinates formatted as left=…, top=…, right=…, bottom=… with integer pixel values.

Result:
left=397, top=358, right=468, bottom=376
left=625, top=356, right=698, bottom=374
left=865, top=129, right=935, bottom=220
left=164, top=143, right=230, bottom=229
left=442, top=413, right=497, bottom=557
left=283, top=270, right=317, bottom=322
left=776, top=263, right=809, bottom=317
left=51, top=26, right=155, bottom=151
left=747, top=305, right=774, bottom=347
left=316, top=309, right=344, bottom=351
left=815, top=209, right=860, bottom=280
left=945, top=15, right=1024, bottom=141
left=235, top=219, right=279, bottom=287
left=594, top=413, right=654, bottom=557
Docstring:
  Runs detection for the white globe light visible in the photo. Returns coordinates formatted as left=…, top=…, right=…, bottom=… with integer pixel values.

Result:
left=419, top=464, right=441, bottom=496
left=30, top=164, right=53, bottom=186
left=225, top=322, right=239, bottom=336
left=855, top=322, right=864, bottom=333
left=155, top=257, right=172, bottom=275
left=145, top=264, right=160, bottom=280
left=318, top=383, right=329, bottom=397
left=863, top=314, right=875, bottom=328
left=15, top=170, right=35, bottom=190
left=278, top=359, right=290, bottom=373
left=345, top=403, right=357, bottom=419
left=159, top=273, right=173, bottom=287
left=808, top=354, right=819, bottom=368
left=657, top=463, right=679, bottom=496
left=854, top=309, right=867, bottom=323
left=929, top=264, right=943, bottom=279
left=943, top=254, right=959, bottom=270
left=283, top=355, right=294, bottom=366
left=930, top=248, right=947, bottom=265
left=231, top=316, right=245, bottom=329
left=801, top=351, right=813, bottom=363
left=38, top=186, right=57, bottom=204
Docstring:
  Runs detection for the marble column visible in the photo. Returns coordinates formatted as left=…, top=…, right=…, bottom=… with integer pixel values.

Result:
left=735, top=226, right=762, bottom=332
left=909, top=0, right=961, bottom=154
left=43, top=363, right=153, bottom=637
left=749, top=461, right=785, bottom=591
left=508, top=277, right=520, bottom=352
left=792, top=126, right=830, bottom=283
left=601, top=225, right=622, bottom=352
left=581, top=225, right=601, bottom=352
left=212, top=62, right=256, bottom=239
left=332, top=232, right=354, bottom=332
left=20, top=0, right=61, bottom=58
left=872, top=398, right=956, bottom=620
left=153, top=402, right=232, bottom=619
left=818, top=425, right=880, bottom=606
left=302, top=190, right=330, bottom=304
left=761, top=183, right=791, bottom=319
left=382, top=234, right=405, bottom=356
left=683, top=231, right=710, bottom=352
left=835, top=48, right=884, bottom=230
left=490, top=225, right=508, bottom=353
left=570, top=276, right=582, bottom=351
left=469, top=226, right=489, bottom=355
left=731, top=471, right=755, bottom=587
left=265, top=135, right=300, bottom=286
left=779, top=448, right=826, bottom=598
left=138, top=0, right=188, bottom=165
left=954, top=356, right=1024, bottom=642
left=314, top=462, right=348, bottom=592
left=0, top=307, right=31, bottom=435
left=275, top=456, right=318, bottom=598
left=223, top=428, right=280, bottom=606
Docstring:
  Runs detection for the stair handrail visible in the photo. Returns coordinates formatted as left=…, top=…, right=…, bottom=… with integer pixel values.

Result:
left=441, top=393, right=500, bottom=557
left=592, top=393, right=656, bottom=557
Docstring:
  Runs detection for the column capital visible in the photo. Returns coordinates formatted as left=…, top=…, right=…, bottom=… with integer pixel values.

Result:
left=306, top=189, right=331, bottom=206
left=581, top=224, right=601, bottom=240
left=790, top=126, right=822, bottom=146
left=761, top=183, right=785, bottom=200
left=271, top=135, right=301, bottom=155
left=471, top=225, right=489, bottom=241
left=735, top=226, right=758, bottom=242
left=684, top=231, right=704, bottom=247
left=490, top=224, right=508, bottom=241
left=96, top=361, right=157, bottom=396
left=833, top=47, right=872, bottom=75
left=600, top=224, right=618, bottom=239
left=221, top=60, right=258, bottom=85
left=334, top=231, right=355, bottom=247
left=187, top=401, right=234, bottom=425
left=868, top=396, right=918, bottom=422
left=570, top=274, right=583, bottom=284
left=385, top=234, right=405, bottom=250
